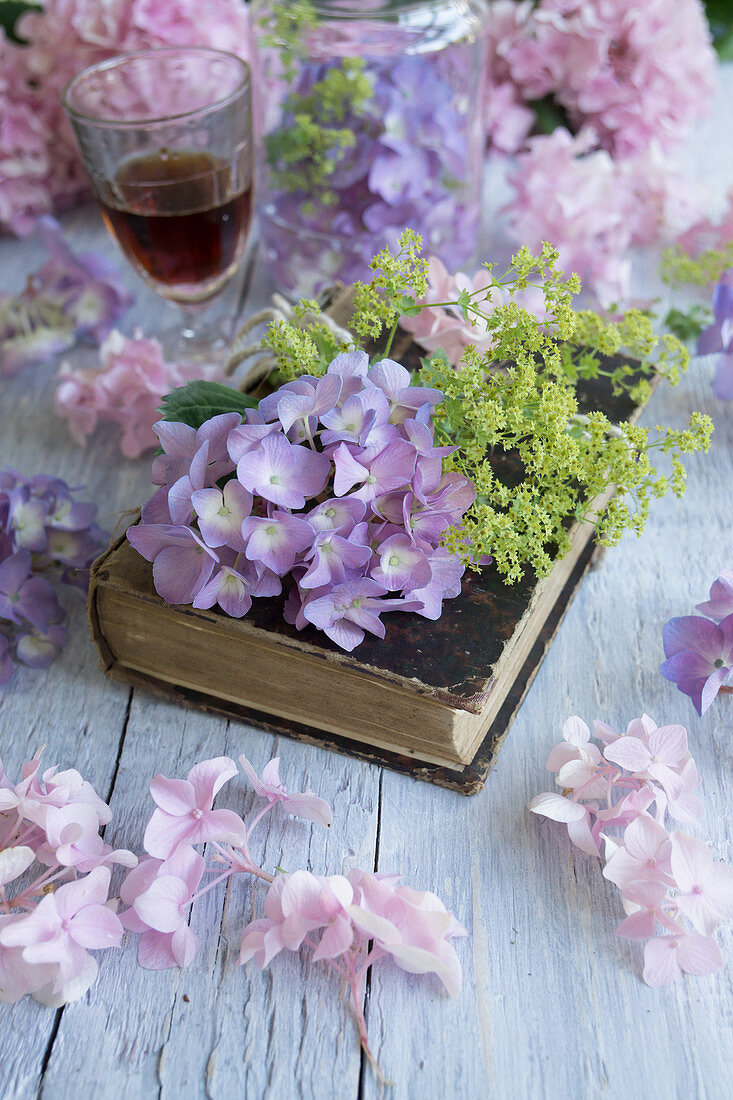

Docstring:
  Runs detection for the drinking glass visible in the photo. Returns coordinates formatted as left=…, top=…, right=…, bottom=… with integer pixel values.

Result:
left=62, top=47, right=253, bottom=357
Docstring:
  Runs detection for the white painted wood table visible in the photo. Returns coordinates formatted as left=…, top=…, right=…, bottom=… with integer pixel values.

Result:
left=2, top=72, right=733, bottom=1100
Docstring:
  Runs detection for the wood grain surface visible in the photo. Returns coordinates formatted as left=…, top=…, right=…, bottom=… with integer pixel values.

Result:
left=1, top=70, right=733, bottom=1100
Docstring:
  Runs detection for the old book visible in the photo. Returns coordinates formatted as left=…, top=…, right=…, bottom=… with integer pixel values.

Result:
left=88, top=295, right=649, bottom=792
left=89, top=506, right=604, bottom=795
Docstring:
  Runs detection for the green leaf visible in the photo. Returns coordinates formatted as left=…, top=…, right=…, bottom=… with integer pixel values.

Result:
left=158, top=380, right=258, bottom=430
left=457, top=287, right=472, bottom=320
left=663, top=305, right=713, bottom=343
left=0, top=1, right=41, bottom=43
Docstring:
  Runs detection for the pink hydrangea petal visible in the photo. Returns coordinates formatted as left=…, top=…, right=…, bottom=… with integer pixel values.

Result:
left=187, top=807, right=246, bottom=848
left=281, top=791, right=333, bottom=827
left=54, top=866, right=111, bottom=920
left=134, top=875, right=191, bottom=933
left=642, top=935, right=683, bottom=987
left=648, top=724, right=688, bottom=765
left=561, top=716, right=591, bottom=746
left=676, top=932, right=725, bottom=977
left=187, top=756, right=238, bottom=807
left=669, top=831, right=711, bottom=893
left=149, top=775, right=197, bottom=816
left=137, top=930, right=178, bottom=970
left=615, top=909, right=658, bottom=940
left=239, top=754, right=267, bottom=799
left=603, top=737, right=651, bottom=773
left=527, top=792, right=587, bottom=823
left=312, top=916, right=354, bottom=960
left=171, top=924, right=200, bottom=968
left=0, top=846, right=35, bottom=888
left=70, top=904, right=123, bottom=950
left=143, top=808, right=195, bottom=860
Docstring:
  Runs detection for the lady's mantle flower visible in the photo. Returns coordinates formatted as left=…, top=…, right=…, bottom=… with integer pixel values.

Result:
left=661, top=614, right=733, bottom=716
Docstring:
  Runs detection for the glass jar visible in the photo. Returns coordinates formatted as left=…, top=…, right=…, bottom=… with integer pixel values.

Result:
left=251, top=0, right=489, bottom=298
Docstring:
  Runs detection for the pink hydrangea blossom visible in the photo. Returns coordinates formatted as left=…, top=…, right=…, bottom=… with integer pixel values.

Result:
left=499, top=0, right=716, bottom=159
left=143, top=756, right=245, bottom=859
left=113, top=750, right=464, bottom=1077
left=55, top=330, right=225, bottom=459
left=530, top=712, right=731, bottom=987
left=0, top=750, right=133, bottom=1005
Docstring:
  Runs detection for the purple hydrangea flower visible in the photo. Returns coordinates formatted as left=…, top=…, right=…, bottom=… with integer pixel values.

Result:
left=0, top=217, right=133, bottom=376
left=238, top=434, right=330, bottom=510
left=192, top=566, right=254, bottom=618
left=126, top=524, right=219, bottom=606
left=240, top=512, right=314, bottom=576
left=303, top=578, right=421, bottom=652
left=332, top=439, right=416, bottom=503
left=0, top=468, right=104, bottom=687
left=370, top=533, right=432, bottom=592
left=0, top=550, right=61, bottom=630
left=129, top=351, right=475, bottom=650
left=191, top=481, right=253, bottom=552
left=661, top=614, right=733, bottom=715
left=35, top=216, right=134, bottom=344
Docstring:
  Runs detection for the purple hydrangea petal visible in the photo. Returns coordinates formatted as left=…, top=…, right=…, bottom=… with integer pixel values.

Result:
left=152, top=542, right=217, bottom=605
left=662, top=616, right=725, bottom=663
left=695, top=571, right=733, bottom=622
left=697, top=321, right=723, bottom=356
left=15, top=624, right=66, bottom=670
left=712, top=353, right=733, bottom=400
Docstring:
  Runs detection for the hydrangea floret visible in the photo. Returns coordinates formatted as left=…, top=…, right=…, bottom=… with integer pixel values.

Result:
left=661, top=570, right=733, bottom=715
left=128, top=346, right=476, bottom=651
left=529, top=714, right=733, bottom=987
left=0, top=751, right=135, bottom=1005
left=0, top=468, right=106, bottom=687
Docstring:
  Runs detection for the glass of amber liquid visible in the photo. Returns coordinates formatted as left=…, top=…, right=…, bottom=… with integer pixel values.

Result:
left=62, top=47, right=253, bottom=356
